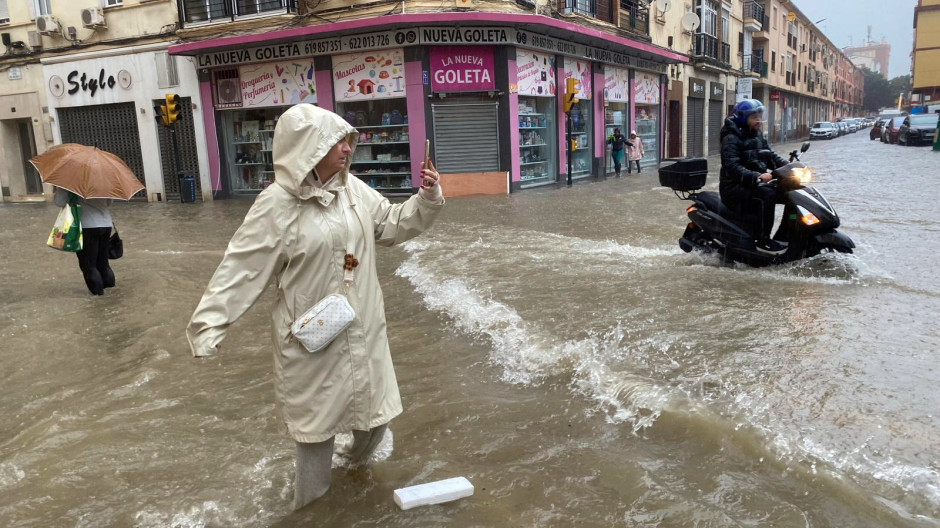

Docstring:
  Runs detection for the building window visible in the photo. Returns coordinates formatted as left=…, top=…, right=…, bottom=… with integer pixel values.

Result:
left=0, top=0, right=9, bottom=25
left=772, top=5, right=777, bottom=28
left=771, top=50, right=776, bottom=71
left=697, top=0, right=718, bottom=37
left=105, top=0, right=122, bottom=6
left=565, top=0, right=596, bottom=17
left=33, top=0, right=51, bottom=16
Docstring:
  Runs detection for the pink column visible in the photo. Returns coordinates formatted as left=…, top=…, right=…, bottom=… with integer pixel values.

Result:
left=594, top=66, right=604, bottom=163
left=314, top=69, right=334, bottom=112
left=199, top=80, right=221, bottom=192
left=508, top=59, right=520, bottom=184
left=557, top=63, right=566, bottom=175
left=405, top=60, right=426, bottom=188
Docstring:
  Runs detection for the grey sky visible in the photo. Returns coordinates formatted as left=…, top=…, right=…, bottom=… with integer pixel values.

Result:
left=794, top=0, right=917, bottom=78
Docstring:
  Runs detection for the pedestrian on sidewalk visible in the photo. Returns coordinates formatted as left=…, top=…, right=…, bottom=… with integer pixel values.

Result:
left=53, top=187, right=115, bottom=295
left=185, top=104, right=444, bottom=511
left=606, top=127, right=631, bottom=177
left=626, top=130, right=644, bottom=173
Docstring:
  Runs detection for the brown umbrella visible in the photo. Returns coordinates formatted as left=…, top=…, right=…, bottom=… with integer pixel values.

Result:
left=30, top=143, right=145, bottom=200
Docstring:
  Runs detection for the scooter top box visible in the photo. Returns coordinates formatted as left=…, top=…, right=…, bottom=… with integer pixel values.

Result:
left=659, top=158, right=708, bottom=191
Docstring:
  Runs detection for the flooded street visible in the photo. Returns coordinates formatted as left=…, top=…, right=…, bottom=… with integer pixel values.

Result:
left=2, top=132, right=938, bottom=527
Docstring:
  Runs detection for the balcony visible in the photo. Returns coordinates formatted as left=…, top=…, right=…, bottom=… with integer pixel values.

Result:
left=693, top=33, right=718, bottom=60
left=564, top=0, right=596, bottom=17
left=619, top=0, right=650, bottom=36
left=180, top=0, right=296, bottom=25
left=742, top=53, right=764, bottom=77
left=743, top=1, right=764, bottom=31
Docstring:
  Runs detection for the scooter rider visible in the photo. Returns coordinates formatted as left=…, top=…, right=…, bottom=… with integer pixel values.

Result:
left=719, top=99, right=789, bottom=253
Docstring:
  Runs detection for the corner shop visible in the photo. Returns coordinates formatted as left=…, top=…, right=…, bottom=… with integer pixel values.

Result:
left=169, top=13, right=686, bottom=197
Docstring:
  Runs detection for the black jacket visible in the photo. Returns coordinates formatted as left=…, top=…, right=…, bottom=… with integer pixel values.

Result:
left=607, top=133, right=633, bottom=151
left=719, top=117, right=788, bottom=204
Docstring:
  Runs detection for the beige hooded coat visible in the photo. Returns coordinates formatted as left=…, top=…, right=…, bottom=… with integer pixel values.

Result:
left=186, top=104, right=443, bottom=443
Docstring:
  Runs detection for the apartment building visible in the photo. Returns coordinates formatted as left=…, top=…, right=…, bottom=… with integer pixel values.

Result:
left=912, top=0, right=940, bottom=106
left=650, top=0, right=863, bottom=154
left=0, top=0, right=212, bottom=203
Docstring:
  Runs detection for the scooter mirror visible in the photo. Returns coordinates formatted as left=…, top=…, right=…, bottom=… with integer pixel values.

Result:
left=801, top=141, right=811, bottom=153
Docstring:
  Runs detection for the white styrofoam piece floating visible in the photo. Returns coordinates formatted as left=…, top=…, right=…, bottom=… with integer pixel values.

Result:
left=393, top=477, right=474, bottom=510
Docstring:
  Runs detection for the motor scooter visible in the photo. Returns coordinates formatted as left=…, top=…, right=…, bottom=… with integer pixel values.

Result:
left=660, top=142, right=855, bottom=267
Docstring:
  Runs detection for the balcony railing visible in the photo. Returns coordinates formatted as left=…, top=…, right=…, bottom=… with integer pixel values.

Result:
left=693, top=33, right=719, bottom=61
left=619, top=0, right=650, bottom=35
left=743, top=1, right=764, bottom=29
left=180, top=0, right=296, bottom=25
left=564, top=0, right=596, bottom=17
left=742, top=53, right=764, bottom=75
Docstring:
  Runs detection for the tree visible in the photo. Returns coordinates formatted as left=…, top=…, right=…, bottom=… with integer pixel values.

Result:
left=860, top=68, right=913, bottom=113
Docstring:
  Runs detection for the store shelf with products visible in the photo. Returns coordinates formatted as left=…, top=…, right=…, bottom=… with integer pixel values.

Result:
left=518, top=96, right=557, bottom=187
left=635, top=116, right=659, bottom=168
left=568, top=102, right=592, bottom=179
left=231, top=124, right=277, bottom=192
left=337, top=98, right=414, bottom=194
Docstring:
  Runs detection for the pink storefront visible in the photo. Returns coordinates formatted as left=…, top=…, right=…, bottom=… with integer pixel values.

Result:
left=168, top=13, right=686, bottom=197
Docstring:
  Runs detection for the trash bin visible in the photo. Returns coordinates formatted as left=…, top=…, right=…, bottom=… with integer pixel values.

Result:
left=180, top=177, right=196, bottom=203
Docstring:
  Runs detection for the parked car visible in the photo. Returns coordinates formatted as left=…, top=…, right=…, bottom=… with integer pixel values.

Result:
left=883, top=116, right=905, bottom=144
left=836, top=121, right=848, bottom=136
left=898, top=114, right=939, bottom=146
left=870, top=119, right=886, bottom=140
left=810, top=121, right=838, bottom=140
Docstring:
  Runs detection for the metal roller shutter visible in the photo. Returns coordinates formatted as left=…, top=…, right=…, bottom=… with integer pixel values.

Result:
left=57, top=102, right=147, bottom=200
left=431, top=101, right=499, bottom=173
left=154, top=97, right=203, bottom=202
left=707, top=100, right=724, bottom=155
left=686, top=98, right=705, bottom=158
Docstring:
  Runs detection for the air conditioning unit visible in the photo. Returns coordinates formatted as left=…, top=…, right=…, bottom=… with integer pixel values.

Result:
left=36, top=15, right=61, bottom=35
left=27, top=31, right=43, bottom=49
left=81, top=7, right=107, bottom=29
left=216, top=78, right=242, bottom=105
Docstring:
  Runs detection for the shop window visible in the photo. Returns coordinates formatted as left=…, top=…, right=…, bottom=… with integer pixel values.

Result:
left=337, top=98, right=411, bottom=192
left=221, top=109, right=279, bottom=193
left=604, top=104, right=627, bottom=174
left=519, top=96, right=556, bottom=186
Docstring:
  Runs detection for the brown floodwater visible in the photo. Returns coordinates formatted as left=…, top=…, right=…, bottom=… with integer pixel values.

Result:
left=1, top=134, right=938, bottom=527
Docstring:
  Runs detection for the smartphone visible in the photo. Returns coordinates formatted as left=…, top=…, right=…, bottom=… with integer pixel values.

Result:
left=424, top=139, right=430, bottom=165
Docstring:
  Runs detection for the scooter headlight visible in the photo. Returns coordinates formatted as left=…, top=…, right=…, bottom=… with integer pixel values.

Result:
left=797, top=205, right=820, bottom=226
left=791, top=167, right=813, bottom=184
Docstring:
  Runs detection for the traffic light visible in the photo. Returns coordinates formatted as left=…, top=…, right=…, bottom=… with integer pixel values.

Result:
left=563, top=77, right=580, bottom=114
left=154, top=103, right=167, bottom=126
left=164, top=93, right=180, bottom=125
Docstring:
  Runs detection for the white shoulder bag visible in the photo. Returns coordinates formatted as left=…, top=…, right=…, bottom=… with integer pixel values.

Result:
left=290, top=188, right=366, bottom=353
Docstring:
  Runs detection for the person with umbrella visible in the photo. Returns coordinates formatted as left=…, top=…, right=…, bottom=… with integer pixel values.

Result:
left=31, top=143, right=144, bottom=295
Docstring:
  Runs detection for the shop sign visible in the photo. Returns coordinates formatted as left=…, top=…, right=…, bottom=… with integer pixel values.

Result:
left=736, top=77, right=753, bottom=102
left=332, top=49, right=406, bottom=102
left=709, top=82, right=724, bottom=101
left=688, top=77, right=706, bottom=99
left=8, top=67, right=22, bottom=81
left=634, top=72, right=660, bottom=104
left=513, top=30, right=668, bottom=74
left=516, top=50, right=556, bottom=97
left=770, top=90, right=781, bottom=101
left=197, top=30, right=412, bottom=68
left=604, top=65, right=629, bottom=103
left=239, top=59, right=317, bottom=108
left=429, top=46, right=495, bottom=92
left=563, top=59, right=592, bottom=99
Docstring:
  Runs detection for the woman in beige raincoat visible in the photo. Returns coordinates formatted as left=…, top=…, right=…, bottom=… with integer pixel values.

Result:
left=186, top=104, right=443, bottom=510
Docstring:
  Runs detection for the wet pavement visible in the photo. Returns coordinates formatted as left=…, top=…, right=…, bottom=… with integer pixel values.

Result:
left=1, top=131, right=938, bottom=527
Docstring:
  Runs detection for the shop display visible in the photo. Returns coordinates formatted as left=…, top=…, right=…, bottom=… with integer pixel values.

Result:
left=225, top=109, right=281, bottom=193
left=517, top=96, right=555, bottom=185
left=604, top=104, right=627, bottom=174
left=635, top=106, right=660, bottom=169
left=338, top=98, right=413, bottom=192
left=568, top=101, right=592, bottom=178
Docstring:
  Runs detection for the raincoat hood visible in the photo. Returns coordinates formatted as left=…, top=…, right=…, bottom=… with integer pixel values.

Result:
left=273, top=104, right=359, bottom=198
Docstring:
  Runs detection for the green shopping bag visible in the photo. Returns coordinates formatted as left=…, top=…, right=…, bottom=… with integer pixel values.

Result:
left=47, top=195, right=83, bottom=252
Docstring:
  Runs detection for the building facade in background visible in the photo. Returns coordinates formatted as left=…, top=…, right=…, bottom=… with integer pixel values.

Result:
left=0, top=0, right=212, bottom=203
left=912, top=0, right=940, bottom=106
left=845, top=35, right=891, bottom=80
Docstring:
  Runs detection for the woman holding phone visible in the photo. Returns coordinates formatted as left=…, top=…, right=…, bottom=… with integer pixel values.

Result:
left=186, top=104, right=444, bottom=510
